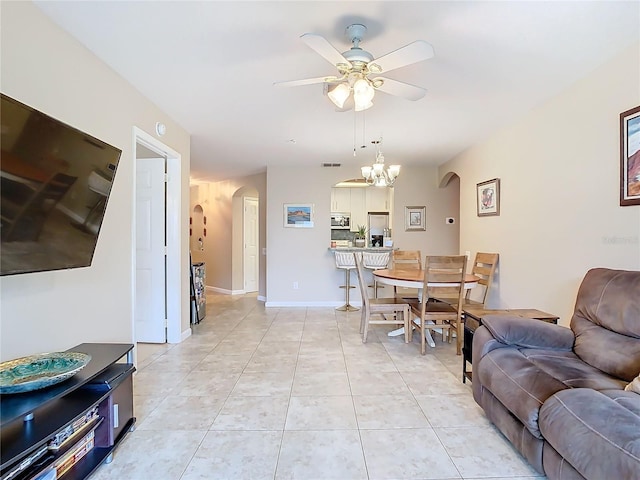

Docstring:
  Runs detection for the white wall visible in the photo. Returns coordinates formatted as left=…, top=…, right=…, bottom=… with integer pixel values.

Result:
left=265, top=164, right=459, bottom=306
left=391, top=169, right=460, bottom=255
left=0, top=3, right=191, bottom=360
left=440, top=42, right=640, bottom=324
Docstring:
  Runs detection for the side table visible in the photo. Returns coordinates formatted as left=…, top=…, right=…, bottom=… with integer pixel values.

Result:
left=462, top=307, right=559, bottom=383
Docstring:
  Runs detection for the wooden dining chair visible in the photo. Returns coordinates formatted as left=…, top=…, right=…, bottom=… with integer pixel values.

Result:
left=391, top=250, right=422, bottom=300
left=463, top=252, right=499, bottom=307
left=391, top=250, right=422, bottom=269
left=353, top=253, right=411, bottom=344
left=408, top=255, right=467, bottom=355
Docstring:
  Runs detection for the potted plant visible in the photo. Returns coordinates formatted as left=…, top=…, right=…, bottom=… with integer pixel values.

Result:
left=354, top=225, right=367, bottom=247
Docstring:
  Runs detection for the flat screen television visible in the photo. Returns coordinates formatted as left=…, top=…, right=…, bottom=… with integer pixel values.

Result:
left=1, top=93, right=122, bottom=276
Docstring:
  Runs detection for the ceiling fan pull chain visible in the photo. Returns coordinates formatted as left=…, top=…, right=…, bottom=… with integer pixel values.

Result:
left=353, top=108, right=357, bottom=157
left=361, top=110, right=367, bottom=149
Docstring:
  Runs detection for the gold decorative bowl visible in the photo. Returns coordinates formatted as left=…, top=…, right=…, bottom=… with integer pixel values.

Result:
left=0, top=352, right=91, bottom=394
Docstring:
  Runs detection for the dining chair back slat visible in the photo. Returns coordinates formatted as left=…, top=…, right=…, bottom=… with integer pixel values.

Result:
left=392, top=250, right=422, bottom=269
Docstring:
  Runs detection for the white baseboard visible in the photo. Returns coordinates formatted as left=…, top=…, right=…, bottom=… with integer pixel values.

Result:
left=179, top=328, right=192, bottom=342
left=206, top=286, right=247, bottom=295
left=264, top=301, right=363, bottom=308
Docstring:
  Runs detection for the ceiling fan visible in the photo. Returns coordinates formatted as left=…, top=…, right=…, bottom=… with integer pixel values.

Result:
left=274, top=24, right=435, bottom=111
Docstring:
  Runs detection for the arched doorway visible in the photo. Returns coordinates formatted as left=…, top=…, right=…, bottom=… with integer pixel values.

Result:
left=191, top=204, right=205, bottom=254
left=439, top=171, right=461, bottom=252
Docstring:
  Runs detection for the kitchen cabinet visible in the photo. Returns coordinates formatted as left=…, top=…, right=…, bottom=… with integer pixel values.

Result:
left=349, top=188, right=366, bottom=232
left=366, top=187, right=390, bottom=212
left=330, top=188, right=351, bottom=212
left=331, top=186, right=393, bottom=232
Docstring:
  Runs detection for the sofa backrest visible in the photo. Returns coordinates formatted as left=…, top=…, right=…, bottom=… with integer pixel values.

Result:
left=570, top=268, right=640, bottom=382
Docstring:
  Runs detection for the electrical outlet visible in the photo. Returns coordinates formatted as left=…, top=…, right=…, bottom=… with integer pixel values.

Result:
left=446, top=217, right=455, bottom=224
left=465, top=251, right=471, bottom=258
left=293, top=281, right=299, bottom=290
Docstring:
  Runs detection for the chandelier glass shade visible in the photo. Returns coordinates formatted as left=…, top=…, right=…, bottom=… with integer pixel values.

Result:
left=327, top=74, right=375, bottom=111
left=361, top=140, right=400, bottom=187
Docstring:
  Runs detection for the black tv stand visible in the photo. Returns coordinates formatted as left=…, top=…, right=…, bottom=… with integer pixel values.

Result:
left=0, top=343, right=136, bottom=480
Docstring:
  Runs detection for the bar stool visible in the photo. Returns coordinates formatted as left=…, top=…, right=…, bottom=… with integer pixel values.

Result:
left=334, top=251, right=360, bottom=311
left=362, top=251, right=390, bottom=298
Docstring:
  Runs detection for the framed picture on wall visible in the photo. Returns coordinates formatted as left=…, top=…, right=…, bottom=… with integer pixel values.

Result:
left=404, top=206, right=426, bottom=231
left=283, top=203, right=314, bottom=228
left=477, top=178, right=500, bottom=216
left=620, top=105, right=640, bottom=206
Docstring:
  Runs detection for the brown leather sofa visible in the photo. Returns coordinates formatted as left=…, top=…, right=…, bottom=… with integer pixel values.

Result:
left=472, top=268, right=640, bottom=480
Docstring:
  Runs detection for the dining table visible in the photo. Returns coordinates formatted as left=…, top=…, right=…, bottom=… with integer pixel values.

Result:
left=372, top=268, right=480, bottom=347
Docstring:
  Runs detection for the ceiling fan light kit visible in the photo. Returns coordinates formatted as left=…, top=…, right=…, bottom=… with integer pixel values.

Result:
left=327, top=83, right=350, bottom=108
left=352, top=78, right=375, bottom=111
left=275, top=23, right=434, bottom=112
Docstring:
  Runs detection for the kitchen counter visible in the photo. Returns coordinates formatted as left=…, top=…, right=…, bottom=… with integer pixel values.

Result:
left=328, top=246, right=394, bottom=252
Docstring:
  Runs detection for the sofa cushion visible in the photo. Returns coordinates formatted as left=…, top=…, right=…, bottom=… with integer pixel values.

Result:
left=476, top=345, right=627, bottom=441
left=521, top=348, right=627, bottom=390
left=599, top=389, right=640, bottom=416
left=476, top=347, right=568, bottom=439
left=539, top=388, right=640, bottom=480
left=571, top=268, right=640, bottom=382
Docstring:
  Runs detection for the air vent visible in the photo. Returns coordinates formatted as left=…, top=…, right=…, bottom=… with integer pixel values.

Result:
left=322, top=163, right=341, bottom=167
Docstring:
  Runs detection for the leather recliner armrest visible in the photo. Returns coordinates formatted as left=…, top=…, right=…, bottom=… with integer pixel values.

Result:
left=482, top=315, right=575, bottom=350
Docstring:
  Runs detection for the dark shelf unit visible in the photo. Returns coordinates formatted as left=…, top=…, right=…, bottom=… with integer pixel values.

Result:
left=0, top=343, right=136, bottom=480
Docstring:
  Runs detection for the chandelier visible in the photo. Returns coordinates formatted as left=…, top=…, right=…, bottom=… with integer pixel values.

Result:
left=327, top=73, right=382, bottom=112
left=361, top=139, right=400, bottom=187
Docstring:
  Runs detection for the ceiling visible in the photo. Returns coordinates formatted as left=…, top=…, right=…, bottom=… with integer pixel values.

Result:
left=34, top=1, right=640, bottom=183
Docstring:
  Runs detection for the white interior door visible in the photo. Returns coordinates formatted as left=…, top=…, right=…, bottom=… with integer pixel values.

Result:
left=135, top=157, right=166, bottom=343
left=243, top=197, right=259, bottom=293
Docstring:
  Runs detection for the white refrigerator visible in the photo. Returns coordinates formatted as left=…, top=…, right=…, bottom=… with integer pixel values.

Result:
left=368, top=212, right=389, bottom=247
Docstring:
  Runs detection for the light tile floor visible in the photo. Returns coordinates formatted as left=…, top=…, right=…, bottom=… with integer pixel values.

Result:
left=91, top=293, right=546, bottom=480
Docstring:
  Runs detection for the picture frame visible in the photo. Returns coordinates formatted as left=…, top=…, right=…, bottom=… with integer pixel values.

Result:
left=404, top=206, right=426, bottom=231
left=283, top=203, right=314, bottom=228
left=620, top=105, right=640, bottom=206
left=477, top=178, right=500, bottom=216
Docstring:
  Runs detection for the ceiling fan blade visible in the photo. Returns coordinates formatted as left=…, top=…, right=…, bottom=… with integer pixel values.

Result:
left=373, top=77, right=427, bottom=101
left=369, top=40, right=434, bottom=74
left=301, top=33, right=352, bottom=69
left=274, top=76, right=338, bottom=87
